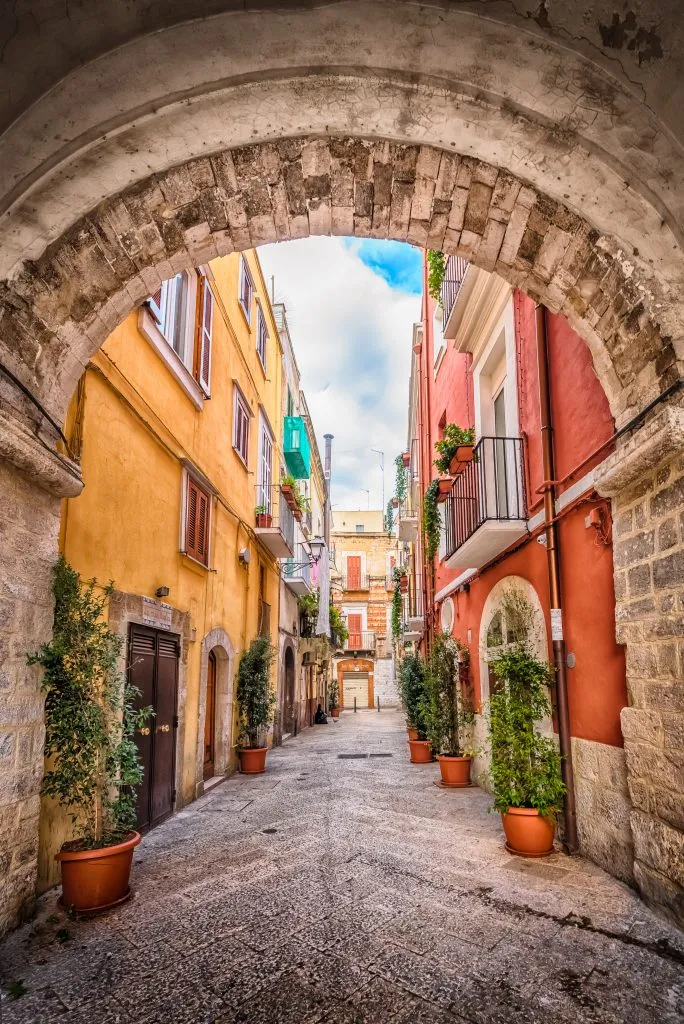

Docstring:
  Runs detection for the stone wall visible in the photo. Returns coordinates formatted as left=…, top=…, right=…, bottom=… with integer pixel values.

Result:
left=0, top=461, right=65, bottom=934
left=373, top=657, right=398, bottom=708
left=572, top=737, right=634, bottom=884
left=596, top=404, right=684, bottom=926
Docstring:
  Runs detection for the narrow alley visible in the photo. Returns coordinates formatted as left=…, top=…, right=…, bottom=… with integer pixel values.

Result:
left=1, top=711, right=682, bottom=1024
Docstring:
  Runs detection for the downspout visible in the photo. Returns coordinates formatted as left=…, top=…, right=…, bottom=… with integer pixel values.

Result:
left=535, top=303, right=578, bottom=854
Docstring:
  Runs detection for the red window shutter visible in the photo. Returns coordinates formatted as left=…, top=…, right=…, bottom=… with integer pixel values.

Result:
left=347, top=556, right=361, bottom=589
left=347, top=614, right=363, bottom=648
left=185, top=478, right=210, bottom=564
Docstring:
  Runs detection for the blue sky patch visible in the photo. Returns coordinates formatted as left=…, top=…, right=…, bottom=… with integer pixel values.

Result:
left=344, top=238, right=423, bottom=294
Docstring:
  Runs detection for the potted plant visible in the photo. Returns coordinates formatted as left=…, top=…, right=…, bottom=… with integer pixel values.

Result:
left=394, top=566, right=408, bottom=594
left=434, top=424, right=476, bottom=476
left=436, top=479, right=452, bottom=502
left=27, top=557, right=152, bottom=913
left=329, top=604, right=348, bottom=648
left=329, top=676, right=340, bottom=718
left=280, top=473, right=298, bottom=509
left=488, top=644, right=566, bottom=856
left=424, top=635, right=474, bottom=787
left=392, top=497, right=399, bottom=508
left=402, top=451, right=410, bottom=468
left=236, top=635, right=277, bottom=774
left=399, top=653, right=432, bottom=763
left=255, top=504, right=272, bottom=528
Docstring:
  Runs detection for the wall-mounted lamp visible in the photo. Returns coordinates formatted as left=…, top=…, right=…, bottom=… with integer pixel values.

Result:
left=155, top=586, right=170, bottom=598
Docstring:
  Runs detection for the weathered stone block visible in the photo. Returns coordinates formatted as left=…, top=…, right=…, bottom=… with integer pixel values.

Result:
left=614, top=530, right=655, bottom=568
left=627, top=563, right=652, bottom=596
left=652, top=550, right=684, bottom=590
left=631, top=810, right=684, bottom=887
left=651, top=475, right=684, bottom=519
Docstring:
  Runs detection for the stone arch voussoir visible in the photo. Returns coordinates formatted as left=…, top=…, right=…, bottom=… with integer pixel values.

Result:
left=2, top=137, right=681, bottom=432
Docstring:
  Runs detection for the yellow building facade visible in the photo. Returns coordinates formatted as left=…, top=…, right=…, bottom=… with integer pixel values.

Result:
left=40, top=251, right=287, bottom=889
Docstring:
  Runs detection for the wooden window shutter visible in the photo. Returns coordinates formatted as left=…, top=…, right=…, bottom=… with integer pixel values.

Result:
left=347, top=555, right=361, bottom=589
left=194, top=273, right=213, bottom=395
left=185, top=478, right=210, bottom=565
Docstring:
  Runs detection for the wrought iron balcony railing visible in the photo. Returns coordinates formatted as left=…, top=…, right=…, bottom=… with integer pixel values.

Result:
left=341, top=630, right=376, bottom=653
left=255, top=483, right=295, bottom=558
left=440, top=255, right=470, bottom=329
left=339, top=573, right=370, bottom=592
left=444, top=436, right=526, bottom=561
left=282, top=542, right=312, bottom=593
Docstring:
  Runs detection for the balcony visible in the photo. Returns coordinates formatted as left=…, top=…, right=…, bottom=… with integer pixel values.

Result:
left=283, top=416, right=311, bottom=479
left=340, top=630, right=376, bottom=654
left=339, top=573, right=370, bottom=592
left=404, top=576, right=424, bottom=637
left=397, top=495, right=419, bottom=542
left=443, top=436, right=527, bottom=570
left=440, top=255, right=469, bottom=338
left=282, top=542, right=313, bottom=596
left=254, top=484, right=295, bottom=559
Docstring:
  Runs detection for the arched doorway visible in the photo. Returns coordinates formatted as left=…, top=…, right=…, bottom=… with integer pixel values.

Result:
left=203, top=651, right=217, bottom=781
left=283, top=646, right=296, bottom=738
left=0, top=1, right=682, bottom=931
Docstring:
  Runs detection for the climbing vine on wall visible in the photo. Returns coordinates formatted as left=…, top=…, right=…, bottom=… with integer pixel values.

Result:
left=384, top=499, right=395, bottom=534
left=394, top=454, right=407, bottom=504
left=427, top=250, right=446, bottom=302
left=391, top=582, right=403, bottom=641
left=423, top=480, right=442, bottom=561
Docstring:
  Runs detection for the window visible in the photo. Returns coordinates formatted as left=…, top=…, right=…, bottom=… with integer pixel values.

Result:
left=256, top=305, right=268, bottom=371
left=195, top=276, right=214, bottom=395
left=151, top=272, right=190, bottom=363
left=239, top=257, right=254, bottom=325
left=355, top=524, right=365, bottom=533
left=233, top=386, right=250, bottom=465
left=185, top=477, right=211, bottom=566
left=257, top=416, right=273, bottom=512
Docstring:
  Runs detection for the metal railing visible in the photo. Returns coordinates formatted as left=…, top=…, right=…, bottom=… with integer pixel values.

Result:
left=341, top=630, right=376, bottom=652
left=444, top=436, right=526, bottom=560
left=300, top=612, right=318, bottom=638
left=255, top=483, right=295, bottom=551
left=340, top=573, right=370, bottom=591
left=440, top=255, right=469, bottom=326
left=406, top=574, right=424, bottom=620
left=283, top=542, right=312, bottom=588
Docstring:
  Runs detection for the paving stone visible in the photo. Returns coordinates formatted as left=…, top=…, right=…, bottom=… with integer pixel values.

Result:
left=1, top=712, right=682, bottom=1024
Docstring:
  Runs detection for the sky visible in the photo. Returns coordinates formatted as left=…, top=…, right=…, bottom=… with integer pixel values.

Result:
left=258, top=237, right=422, bottom=512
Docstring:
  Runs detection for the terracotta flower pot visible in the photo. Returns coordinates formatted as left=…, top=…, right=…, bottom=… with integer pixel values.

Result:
left=331, top=707, right=340, bottom=719
left=402, top=452, right=410, bottom=468
left=239, top=747, right=268, bottom=774
left=256, top=513, right=272, bottom=528
left=437, top=755, right=472, bottom=787
left=399, top=577, right=408, bottom=593
left=56, top=831, right=141, bottom=913
left=407, top=727, right=420, bottom=742
left=392, top=498, right=399, bottom=508
left=293, top=508, right=303, bottom=522
left=436, top=479, right=452, bottom=503
left=502, top=807, right=556, bottom=857
left=408, top=739, right=433, bottom=764
left=448, top=446, right=474, bottom=475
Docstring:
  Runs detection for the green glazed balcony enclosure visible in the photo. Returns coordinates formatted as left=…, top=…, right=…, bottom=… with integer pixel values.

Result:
left=283, top=416, right=311, bottom=479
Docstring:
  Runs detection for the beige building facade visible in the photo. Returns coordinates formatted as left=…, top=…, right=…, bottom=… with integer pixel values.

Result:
left=331, top=511, right=400, bottom=710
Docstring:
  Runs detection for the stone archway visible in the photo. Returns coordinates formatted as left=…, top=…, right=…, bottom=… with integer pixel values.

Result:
left=0, top=0, right=683, bottom=932
left=283, top=644, right=297, bottom=738
left=195, top=629, right=235, bottom=798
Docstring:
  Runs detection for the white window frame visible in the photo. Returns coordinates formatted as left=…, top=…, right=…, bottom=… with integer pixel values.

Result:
left=256, top=303, right=268, bottom=373
left=153, top=271, right=197, bottom=369
left=257, top=412, right=274, bottom=513
left=239, top=257, right=254, bottom=326
left=232, top=384, right=251, bottom=467
left=139, top=270, right=203, bottom=409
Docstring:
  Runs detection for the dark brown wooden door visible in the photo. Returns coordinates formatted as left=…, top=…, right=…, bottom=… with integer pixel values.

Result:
left=128, top=625, right=179, bottom=832
left=203, top=651, right=216, bottom=780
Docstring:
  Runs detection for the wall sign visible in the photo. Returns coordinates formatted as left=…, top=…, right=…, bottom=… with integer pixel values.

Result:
left=142, top=597, right=173, bottom=631
left=550, top=608, right=563, bottom=641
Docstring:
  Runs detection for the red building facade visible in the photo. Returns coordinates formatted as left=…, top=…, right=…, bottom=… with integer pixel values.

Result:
left=409, top=256, right=632, bottom=881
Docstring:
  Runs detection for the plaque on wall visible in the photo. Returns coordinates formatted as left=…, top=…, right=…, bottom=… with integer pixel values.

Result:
left=142, top=597, right=173, bottom=630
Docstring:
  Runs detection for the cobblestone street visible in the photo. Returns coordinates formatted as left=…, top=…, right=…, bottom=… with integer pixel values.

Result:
left=1, top=711, right=682, bottom=1024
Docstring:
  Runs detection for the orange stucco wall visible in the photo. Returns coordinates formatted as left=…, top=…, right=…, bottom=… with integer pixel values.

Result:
left=424, top=279, right=626, bottom=748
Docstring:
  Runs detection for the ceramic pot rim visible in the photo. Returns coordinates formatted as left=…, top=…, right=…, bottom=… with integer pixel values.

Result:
left=238, top=747, right=268, bottom=754
left=56, top=831, right=140, bottom=863
left=505, top=807, right=556, bottom=818
left=437, top=754, right=472, bottom=763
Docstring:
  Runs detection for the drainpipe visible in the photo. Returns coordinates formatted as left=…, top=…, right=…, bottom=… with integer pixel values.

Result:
left=535, top=303, right=578, bottom=854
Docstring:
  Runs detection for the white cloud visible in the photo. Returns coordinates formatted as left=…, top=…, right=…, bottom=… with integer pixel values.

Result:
left=258, top=237, right=420, bottom=511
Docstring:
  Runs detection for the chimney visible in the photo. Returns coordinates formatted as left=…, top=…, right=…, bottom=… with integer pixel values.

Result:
left=323, top=434, right=333, bottom=544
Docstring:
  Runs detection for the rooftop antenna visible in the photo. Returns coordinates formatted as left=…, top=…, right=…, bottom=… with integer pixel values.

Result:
left=271, top=275, right=275, bottom=303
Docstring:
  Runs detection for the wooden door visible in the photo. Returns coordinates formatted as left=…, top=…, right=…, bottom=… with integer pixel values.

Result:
left=128, top=625, right=179, bottom=832
left=347, top=556, right=362, bottom=590
left=347, top=613, right=363, bottom=649
left=203, top=651, right=216, bottom=781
